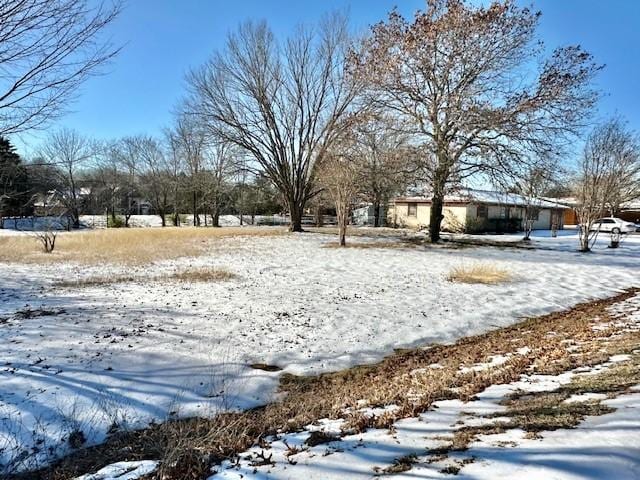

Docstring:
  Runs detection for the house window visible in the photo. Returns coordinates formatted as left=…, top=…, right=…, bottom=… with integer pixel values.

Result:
left=499, top=206, right=509, bottom=219
left=476, top=205, right=488, bottom=219
left=407, top=203, right=417, bottom=217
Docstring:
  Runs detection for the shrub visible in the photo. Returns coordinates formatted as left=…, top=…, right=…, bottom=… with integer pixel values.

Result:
left=107, top=215, right=125, bottom=228
left=464, top=217, right=521, bottom=234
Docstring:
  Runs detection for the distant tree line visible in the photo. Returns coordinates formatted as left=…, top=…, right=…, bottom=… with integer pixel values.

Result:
left=0, top=131, right=283, bottom=228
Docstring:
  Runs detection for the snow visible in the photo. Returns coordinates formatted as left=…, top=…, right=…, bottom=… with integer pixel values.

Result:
left=1, top=229, right=640, bottom=471
left=563, top=392, right=608, bottom=404
left=73, top=460, right=158, bottom=480
left=455, top=392, right=640, bottom=480
left=401, top=188, right=567, bottom=209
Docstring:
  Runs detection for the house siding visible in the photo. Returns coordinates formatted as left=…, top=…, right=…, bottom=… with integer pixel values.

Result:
left=389, top=201, right=564, bottom=232
left=389, top=202, right=468, bottom=231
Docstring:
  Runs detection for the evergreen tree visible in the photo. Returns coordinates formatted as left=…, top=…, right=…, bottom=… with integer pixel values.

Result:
left=0, top=137, right=30, bottom=221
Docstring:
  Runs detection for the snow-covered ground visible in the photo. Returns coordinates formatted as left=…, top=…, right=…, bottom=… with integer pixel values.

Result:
left=70, top=292, right=640, bottom=480
left=1, top=229, right=639, bottom=472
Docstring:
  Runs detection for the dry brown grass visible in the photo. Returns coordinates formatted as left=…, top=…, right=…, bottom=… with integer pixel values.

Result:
left=19, top=288, right=640, bottom=480
left=307, top=226, right=408, bottom=237
left=322, top=240, right=411, bottom=249
left=447, top=263, right=512, bottom=284
left=0, top=227, right=285, bottom=265
left=54, top=275, right=137, bottom=288
left=169, top=268, right=237, bottom=282
left=54, top=267, right=237, bottom=288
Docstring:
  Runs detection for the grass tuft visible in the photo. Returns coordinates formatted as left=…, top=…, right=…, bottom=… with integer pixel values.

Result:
left=447, top=263, right=512, bottom=284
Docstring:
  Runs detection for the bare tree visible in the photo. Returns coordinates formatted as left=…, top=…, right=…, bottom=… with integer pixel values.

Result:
left=186, top=13, right=361, bottom=232
left=523, top=179, right=549, bottom=241
left=110, top=137, right=142, bottom=227
left=167, top=115, right=208, bottom=226
left=576, top=119, right=640, bottom=252
left=350, top=0, right=601, bottom=242
left=134, top=136, right=175, bottom=227
left=349, top=115, right=413, bottom=227
left=0, top=0, right=121, bottom=135
left=602, top=119, right=640, bottom=216
left=33, top=219, right=58, bottom=253
left=511, top=159, right=561, bottom=241
left=202, top=140, right=236, bottom=227
left=318, top=147, right=361, bottom=246
left=39, top=129, right=95, bottom=228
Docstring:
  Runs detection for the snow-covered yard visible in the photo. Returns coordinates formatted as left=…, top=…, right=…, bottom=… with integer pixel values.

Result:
left=1, top=228, right=639, bottom=475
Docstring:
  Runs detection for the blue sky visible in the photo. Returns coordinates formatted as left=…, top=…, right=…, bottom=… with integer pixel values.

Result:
left=12, top=0, right=640, bottom=157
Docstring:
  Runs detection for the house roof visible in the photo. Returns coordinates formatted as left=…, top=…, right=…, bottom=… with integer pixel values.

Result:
left=395, top=189, right=568, bottom=209
left=541, top=197, right=640, bottom=211
left=621, top=200, right=640, bottom=211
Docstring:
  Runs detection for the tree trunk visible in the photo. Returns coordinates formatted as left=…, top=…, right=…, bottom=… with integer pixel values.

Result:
left=429, top=191, right=444, bottom=242
left=192, top=191, right=201, bottom=226
left=289, top=201, right=304, bottom=232
left=337, top=201, right=349, bottom=246
left=211, top=201, right=220, bottom=227
left=338, top=212, right=347, bottom=246
left=72, top=208, right=80, bottom=229
left=523, top=218, right=533, bottom=241
left=314, top=206, right=323, bottom=227
left=373, top=200, right=381, bottom=227
left=159, top=212, right=166, bottom=227
left=429, top=153, right=451, bottom=242
left=578, top=224, right=590, bottom=252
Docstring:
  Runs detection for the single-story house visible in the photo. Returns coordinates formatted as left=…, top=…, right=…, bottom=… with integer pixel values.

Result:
left=388, top=189, right=568, bottom=233
left=540, top=197, right=579, bottom=225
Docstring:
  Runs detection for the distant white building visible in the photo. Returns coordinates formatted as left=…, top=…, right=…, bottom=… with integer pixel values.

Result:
left=352, top=204, right=387, bottom=226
